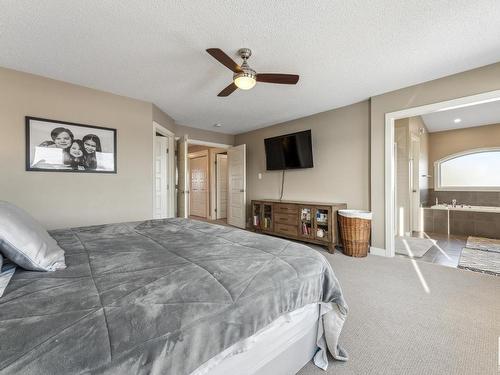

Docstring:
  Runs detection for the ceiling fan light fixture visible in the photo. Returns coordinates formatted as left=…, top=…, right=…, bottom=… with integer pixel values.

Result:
left=206, top=48, right=299, bottom=97
left=234, top=72, right=256, bottom=90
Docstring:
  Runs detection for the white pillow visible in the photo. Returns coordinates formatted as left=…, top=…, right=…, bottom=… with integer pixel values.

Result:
left=0, top=201, right=66, bottom=271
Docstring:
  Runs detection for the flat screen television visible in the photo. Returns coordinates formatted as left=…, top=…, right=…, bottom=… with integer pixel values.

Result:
left=264, top=130, right=313, bottom=170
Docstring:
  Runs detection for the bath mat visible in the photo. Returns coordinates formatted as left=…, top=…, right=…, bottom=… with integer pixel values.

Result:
left=395, top=236, right=436, bottom=257
left=458, top=247, right=500, bottom=276
left=466, top=236, right=500, bottom=253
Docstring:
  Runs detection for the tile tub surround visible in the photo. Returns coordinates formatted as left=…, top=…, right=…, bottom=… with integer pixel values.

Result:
left=427, top=189, right=500, bottom=207
left=422, top=207, right=500, bottom=238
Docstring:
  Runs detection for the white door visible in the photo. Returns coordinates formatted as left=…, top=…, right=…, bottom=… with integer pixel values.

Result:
left=227, top=144, right=246, bottom=228
left=410, top=136, right=421, bottom=232
left=189, top=155, right=209, bottom=218
left=216, top=154, right=228, bottom=219
left=154, top=136, right=168, bottom=219
left=177, top=136, right=188, bottom=218
left=394, top=142, right=399, bottom=234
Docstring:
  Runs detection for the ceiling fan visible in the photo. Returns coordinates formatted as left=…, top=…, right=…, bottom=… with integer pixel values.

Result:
left=206, top=48, right=299, bottom=97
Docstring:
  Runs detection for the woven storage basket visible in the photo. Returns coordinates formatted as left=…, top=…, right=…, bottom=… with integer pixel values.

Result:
left=338, top=210, right=372, bottom=257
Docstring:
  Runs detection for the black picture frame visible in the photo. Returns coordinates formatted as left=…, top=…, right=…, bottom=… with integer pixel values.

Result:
left=25, top=116, right=117, bottom=173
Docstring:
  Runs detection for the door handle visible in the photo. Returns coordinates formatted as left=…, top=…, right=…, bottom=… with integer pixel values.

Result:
left=240, top=189, right=245, bottom=193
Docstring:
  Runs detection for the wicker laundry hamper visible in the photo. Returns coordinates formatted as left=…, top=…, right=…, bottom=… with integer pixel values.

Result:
left=338, top=210, right=372, bottom=257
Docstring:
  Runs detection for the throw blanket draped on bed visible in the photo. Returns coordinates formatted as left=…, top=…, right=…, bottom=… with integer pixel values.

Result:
left=0, top=219, right=347, bottom=374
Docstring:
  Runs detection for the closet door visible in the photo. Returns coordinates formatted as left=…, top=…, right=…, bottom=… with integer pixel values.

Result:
left=177, top=136, right=188, bottom=218
left=154, top=136, right=168, bottom=219
left=216, top=153, right=228, bottom=219
left=227, top=144, right=246, bottom=228
left=189, top=155, right=209, bottom=218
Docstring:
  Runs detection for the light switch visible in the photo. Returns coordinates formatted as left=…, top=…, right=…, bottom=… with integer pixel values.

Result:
left=258, top=173, right=262, bottom=180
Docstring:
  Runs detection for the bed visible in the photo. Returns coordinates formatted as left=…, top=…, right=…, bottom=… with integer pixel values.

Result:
left=0, top=218, right=348, bottom=374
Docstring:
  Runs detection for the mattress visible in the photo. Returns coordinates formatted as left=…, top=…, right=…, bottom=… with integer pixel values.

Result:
left=197, top=303, right=320, bottom=375
left=0, top=218, right=347, bottom=374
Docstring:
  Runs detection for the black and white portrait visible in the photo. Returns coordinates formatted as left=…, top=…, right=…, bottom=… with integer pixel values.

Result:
left=26, top=117, right=117, bottom=173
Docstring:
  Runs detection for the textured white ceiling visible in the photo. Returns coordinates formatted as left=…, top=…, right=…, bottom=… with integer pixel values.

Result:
left=422, top=99, right=500, bottom=132
left=1, top=1, right=500, bottom=134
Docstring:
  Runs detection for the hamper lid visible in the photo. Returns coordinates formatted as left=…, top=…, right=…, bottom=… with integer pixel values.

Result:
left=338, top=209, right=372, bottom=220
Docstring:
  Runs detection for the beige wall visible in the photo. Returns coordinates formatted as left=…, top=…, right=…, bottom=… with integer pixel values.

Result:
left=152, top=104, right=176, bottom=133
left=370, top=62, right=500, bottom=249
left=153, top=105, right=233, bottom=146
left=176, top=124, right=235, bottom=146
left=0, top=67, right=153, bottom=229
left=235, top=100, right=370, bottom=213
left=0, top=67, right=231, bottom=229
left=428, top=122, right=500, bottom=177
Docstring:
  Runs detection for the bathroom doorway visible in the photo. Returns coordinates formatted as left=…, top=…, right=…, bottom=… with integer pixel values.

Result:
left=387, top=91, right=500, bottom=274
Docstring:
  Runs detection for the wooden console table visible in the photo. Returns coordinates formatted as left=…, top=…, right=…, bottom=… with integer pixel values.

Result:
left=251, top=199, right=347, bottom=253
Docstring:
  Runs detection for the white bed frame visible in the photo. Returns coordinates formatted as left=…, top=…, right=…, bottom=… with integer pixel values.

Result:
left=200, top=304, right=320, bottom=375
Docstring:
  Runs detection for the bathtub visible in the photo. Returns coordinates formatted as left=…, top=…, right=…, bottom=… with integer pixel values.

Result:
left=430, top=204, right=500, bottom=213
left=425, top=205, right=500, bottom=238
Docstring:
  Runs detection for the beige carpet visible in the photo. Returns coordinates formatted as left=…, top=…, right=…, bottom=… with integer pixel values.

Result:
left=297, top=247, right=500, bottom=375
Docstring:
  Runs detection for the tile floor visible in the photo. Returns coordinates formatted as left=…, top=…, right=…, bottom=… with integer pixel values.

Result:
left=395, top=232, right=467, bottom=268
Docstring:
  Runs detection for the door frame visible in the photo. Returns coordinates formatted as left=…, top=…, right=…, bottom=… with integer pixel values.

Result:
left=188, top=150, right=210, bottom=218
left=384, top=89, right=500, bottom=257
left=409, top=134, right=421, bottom=233
left=216, top=153, right=228, bottom=219
left=227, top=144, right=247, bottom=229
left=186, top=139, right=232, bottom=220
left=152, top=122, right=175, bottom=218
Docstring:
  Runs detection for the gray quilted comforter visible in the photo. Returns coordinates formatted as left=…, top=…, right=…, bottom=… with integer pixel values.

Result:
left=0, top=219, right=347, bottom=374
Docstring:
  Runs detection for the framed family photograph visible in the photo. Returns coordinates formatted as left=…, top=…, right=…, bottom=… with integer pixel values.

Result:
left=25, top=117, right=117, bottom=173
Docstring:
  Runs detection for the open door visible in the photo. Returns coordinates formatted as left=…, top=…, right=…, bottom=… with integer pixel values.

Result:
left=227, top=144, right=246, bottom=228
left=177, top=135, right=188, bottom=218
left=216, top=153, right=228, bottom=219
left=189, top=154, right=209, bottom=218
left=410, top=135, right=421, bottom=232
left=154, top=135, right=168, bottom=219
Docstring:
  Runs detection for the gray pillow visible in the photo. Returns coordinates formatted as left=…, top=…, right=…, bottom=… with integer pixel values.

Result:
left=0, top=201, right=66, bottom=271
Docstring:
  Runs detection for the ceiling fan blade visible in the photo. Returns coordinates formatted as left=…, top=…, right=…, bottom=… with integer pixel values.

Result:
left=256, top=73, right=299, bottom=85
left=218, top=82, right=238, bottom=97
left=206, top=48, right=242, bottom=73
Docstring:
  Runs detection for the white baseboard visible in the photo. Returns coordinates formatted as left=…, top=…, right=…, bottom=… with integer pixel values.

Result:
left=369, top=247, right=387, bottom=257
